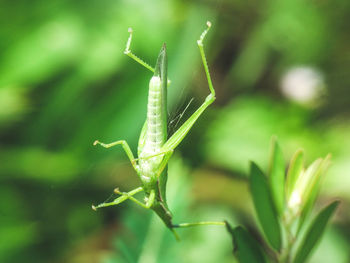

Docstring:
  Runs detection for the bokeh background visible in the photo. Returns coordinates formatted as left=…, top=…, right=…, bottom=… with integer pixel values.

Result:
left=1, top=0, right=349, bottom=262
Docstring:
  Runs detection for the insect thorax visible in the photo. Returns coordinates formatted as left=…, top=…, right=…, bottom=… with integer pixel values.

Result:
left=138, top=154, right=163, bottom=184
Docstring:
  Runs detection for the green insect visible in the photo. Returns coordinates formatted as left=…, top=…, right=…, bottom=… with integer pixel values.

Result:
left=92, top=21, right=224, bottom=238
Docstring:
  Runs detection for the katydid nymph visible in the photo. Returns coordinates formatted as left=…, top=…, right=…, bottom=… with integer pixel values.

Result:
left=92, top=21, right=225, bottom=239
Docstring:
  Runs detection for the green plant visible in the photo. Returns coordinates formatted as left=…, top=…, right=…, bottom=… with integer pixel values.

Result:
left=226, top=137, right=339, bottom=263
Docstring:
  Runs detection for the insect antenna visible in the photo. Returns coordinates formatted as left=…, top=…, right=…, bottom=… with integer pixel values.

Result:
left=168, top=97, right=194, bottom=136
left=101, top=191, right=118, bottom=204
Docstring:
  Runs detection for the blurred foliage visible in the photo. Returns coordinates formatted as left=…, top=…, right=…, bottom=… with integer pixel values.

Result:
left=227, top=141, right=338, bottom=262
left=0, top=0, right=349, bottom=262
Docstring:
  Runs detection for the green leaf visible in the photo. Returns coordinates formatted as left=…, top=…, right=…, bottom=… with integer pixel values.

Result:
left=250, top=162, right=282, bottom=251
left=286, top=149, right=304, bottom=200
left=294, top=201, right=340, bottom=263
left=225, top=224, right=267, bottom=263
left=268, top=137, right=285, bottom=216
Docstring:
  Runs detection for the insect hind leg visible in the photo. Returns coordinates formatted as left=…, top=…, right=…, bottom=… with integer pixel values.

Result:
left=124, top=28, right=171, bottom=85
left=124, top=28, right=155, bottom=73
left=197, top=21, right=215, bottom=96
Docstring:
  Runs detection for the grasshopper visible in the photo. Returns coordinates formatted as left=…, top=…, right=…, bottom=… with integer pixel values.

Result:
left=92, top=22, right=224, bottom=239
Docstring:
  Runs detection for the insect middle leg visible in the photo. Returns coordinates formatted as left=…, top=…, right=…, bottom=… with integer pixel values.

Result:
left=114, top=188, right=156, bottom=209
left=93, top=139, right=138, bottom=170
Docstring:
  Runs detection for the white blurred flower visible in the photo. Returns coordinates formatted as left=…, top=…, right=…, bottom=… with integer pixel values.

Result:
left=280, top=66, right=325, bottom=106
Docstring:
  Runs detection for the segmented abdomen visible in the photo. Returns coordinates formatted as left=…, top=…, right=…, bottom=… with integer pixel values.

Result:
left=141, top=76, right=166, bottom=157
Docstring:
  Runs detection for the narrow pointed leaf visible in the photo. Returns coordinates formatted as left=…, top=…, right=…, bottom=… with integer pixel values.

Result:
left=226, top=224, right=267, bottom=263
left=268, top=137, right=285, bottom=216
left=294, top=201, right=340, bottom=263
left=286, top=149, right=304, bottom=199
left=250, top=162, right=281, bottom=251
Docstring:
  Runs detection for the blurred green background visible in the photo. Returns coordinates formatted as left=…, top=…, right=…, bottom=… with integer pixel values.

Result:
left=0, top=0, right=349, bottom=262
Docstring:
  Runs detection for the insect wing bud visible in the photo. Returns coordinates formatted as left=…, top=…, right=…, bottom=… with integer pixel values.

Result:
left=286, top=154, right=331, bottom=215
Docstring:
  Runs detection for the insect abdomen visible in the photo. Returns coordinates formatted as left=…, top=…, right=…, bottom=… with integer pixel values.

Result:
left=142, top=76, right=166, bottom=155
left=140, top=45, right=167, bottom=158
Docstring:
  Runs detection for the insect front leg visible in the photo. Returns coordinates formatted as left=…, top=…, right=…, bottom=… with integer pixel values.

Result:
left=93, top=139, right=138, bottom=171
left=154, top=150, right=174, bottom=177
left=135, top=149, right=174, bottom=164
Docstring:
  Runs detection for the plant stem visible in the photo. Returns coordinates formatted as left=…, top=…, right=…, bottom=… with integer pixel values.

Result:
left=279, top=212, right=297, bottom=263
left=172, top=221, right=226, bottom=228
